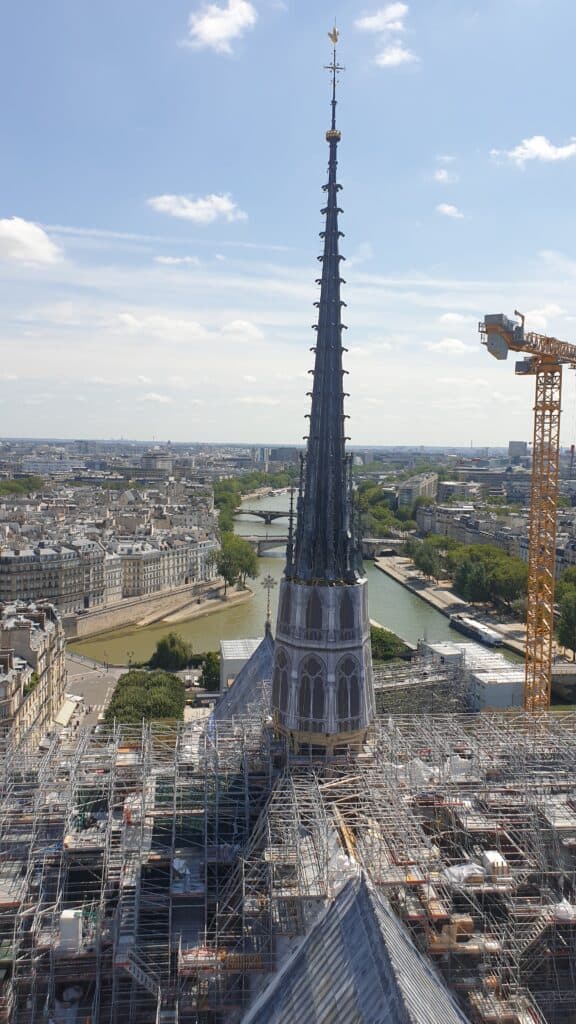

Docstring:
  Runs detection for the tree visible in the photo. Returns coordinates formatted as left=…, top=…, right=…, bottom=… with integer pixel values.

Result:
left=370, top=626, right=410, bottom=661
left=201, top=651, right=220, bottom=691
left=454, top=558, right=491, bottom=604
left=414, top=544, right=442, bottom=581
left=149, top=632, right=194, bottom=671
left=215, top=533, right=258, bottom=595
left=558, top=590, right=576, bottom=661
left=105, top=669, right=185, bottom=724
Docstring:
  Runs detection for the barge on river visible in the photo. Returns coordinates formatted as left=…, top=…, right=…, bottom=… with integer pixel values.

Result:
left=449, top=613, right=503, bottom=647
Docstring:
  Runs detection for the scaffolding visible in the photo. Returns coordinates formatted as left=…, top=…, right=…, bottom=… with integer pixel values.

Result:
left=0, top=713, right=575, bottom=1022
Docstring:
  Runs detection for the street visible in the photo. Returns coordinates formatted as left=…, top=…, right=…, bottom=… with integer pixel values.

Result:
left=65, top=654, right=125, bottom=726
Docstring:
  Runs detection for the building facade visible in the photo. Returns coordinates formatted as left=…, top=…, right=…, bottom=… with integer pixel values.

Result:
left=0, top=601, right=66, bottom=745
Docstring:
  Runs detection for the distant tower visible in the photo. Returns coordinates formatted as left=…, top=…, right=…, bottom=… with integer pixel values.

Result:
left=271, top=33, right=375, bottom=753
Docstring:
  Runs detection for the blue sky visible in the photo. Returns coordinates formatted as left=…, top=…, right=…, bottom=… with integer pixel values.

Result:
left=2, top=0, right=576, bottom=445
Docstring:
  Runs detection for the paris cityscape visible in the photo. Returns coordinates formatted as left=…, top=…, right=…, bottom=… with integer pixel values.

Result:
left=2, top=2, right=576, bottom=1022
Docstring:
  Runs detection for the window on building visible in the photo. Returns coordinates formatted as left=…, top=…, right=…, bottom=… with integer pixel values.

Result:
left=272, top=646, right=290, bottom=724
left=336, top=656, right=361, bottom=732
left=340, top=590, right=355, bottom=632
left=305, top=590, right=323, bottom=636
left=298, top=655, right=325, bottom=730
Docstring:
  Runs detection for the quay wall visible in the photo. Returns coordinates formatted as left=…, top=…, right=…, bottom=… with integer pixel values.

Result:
left=64, top=582, right=216, bottom=640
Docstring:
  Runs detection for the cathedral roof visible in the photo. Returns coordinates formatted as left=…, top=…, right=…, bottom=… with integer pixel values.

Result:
left=211, top=630, right=274, bottom=723
left=243, top=873, right=471, bottom=1024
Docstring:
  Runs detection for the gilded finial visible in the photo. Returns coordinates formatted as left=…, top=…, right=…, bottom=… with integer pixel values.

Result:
left=328, top=25, right=339, bottom=46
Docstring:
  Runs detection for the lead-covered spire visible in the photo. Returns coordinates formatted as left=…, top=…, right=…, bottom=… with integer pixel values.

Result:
left=289, top=32, right=363, bottom=584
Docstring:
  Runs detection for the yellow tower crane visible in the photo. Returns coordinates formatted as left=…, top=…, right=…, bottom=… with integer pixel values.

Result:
left=479, top=313, right=576, bottom=711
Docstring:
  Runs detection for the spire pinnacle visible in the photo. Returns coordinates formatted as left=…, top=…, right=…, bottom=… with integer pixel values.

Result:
left=325, top=26, right=344, bottom=136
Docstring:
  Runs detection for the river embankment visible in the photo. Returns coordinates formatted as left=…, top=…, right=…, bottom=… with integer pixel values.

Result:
left=374, top=556, right=527, bottom=657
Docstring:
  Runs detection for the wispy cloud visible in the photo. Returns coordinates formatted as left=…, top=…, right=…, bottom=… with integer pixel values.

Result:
left=183, top=0, right=257, bottom=55
left=355, top=3, right=408, bottom=32
left=0, top=217, right=62, bottom=265
left=236, top=395, right=280, bottom=405
left=434, top=168, right=459, bottom=184
left=116, top=313, right=207, bottom=342
left=222, top=319, right=263, bottom=340
left=439, top=312, right=468, bottom=324
left=427, top=337, right=475, bottom=354
left=436, top=203, right=464, bottom=220
left=375, top=43, right=418, bottom=67
left=492, top=135, right=576, bottom=168
left=155, top=255, right=200, bottom=266
left=355, top=3, right=418, bottom=67
left=148, top=193, right=247, bottom=224
left=140, top=392, right=173, bottom=404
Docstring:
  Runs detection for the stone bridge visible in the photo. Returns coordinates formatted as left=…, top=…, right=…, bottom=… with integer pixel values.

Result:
left=243, top=536, right=288, bottom=556
left=234, top=508, right=290, bottom=526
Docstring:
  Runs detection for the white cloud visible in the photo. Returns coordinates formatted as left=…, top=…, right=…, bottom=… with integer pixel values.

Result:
left=439, top=312, right=467, bottom=324
left=222, top=319, right=263, bottom=340
left=155, top=255, right=200, bottom=266
left=116, top=313, right=207, bottom=342
left=0, top=217, right=62, bottom=265
left=148, top=192, right=247, bottom=224
left=0, top=373, right=18, bottom=381
left=237, top=396, right=280, bottom=405
left=436, top=203, right=464, bottom=219
left=140, top=392, right=173, bottom=404
left=493, top=135, right=576, bottom=168
left=375, top=44, right=418, bottom=67
left=184, top=0, right=257, bottom=54
left=137, top=374, right=152, bottom=384
left=434, top=168, right=458, bottom=184
left=347, top=241, right=374, bottom=268
left=525, top=303, right=564, bottom=331
left=243, top=374, right=257, bottom=382
left=354, top=3, right=408, bottom=33
left=427, top=337, right=475, bottom=354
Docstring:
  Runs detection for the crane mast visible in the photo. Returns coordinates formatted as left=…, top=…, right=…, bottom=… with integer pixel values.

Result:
left=480, top=314, right=576, bottom=711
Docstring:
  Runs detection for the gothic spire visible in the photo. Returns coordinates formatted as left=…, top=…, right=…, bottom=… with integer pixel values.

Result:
left=290, top=31, right=362, bottom=584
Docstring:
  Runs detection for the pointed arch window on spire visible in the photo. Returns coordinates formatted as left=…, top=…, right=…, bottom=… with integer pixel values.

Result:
left=298, top=655, right=325, bottom=732
left=337, top=655, right=361, bottom=732
left=305, top=590, right=324, bottom=640
left=272, top=646, right=290, bottom=725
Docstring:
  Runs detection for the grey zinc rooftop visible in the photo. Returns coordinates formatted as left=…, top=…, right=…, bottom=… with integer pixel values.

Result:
left=243, top=873, right=471, bottom=1024
left=212, top=631, right=274, bottom=723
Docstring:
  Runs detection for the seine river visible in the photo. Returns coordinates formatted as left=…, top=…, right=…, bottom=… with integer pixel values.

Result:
left=71, top=492, right=468, bottom=664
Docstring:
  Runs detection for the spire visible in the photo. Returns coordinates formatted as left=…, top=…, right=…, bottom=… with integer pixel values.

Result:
left=291, top=30, right=362, bottom=584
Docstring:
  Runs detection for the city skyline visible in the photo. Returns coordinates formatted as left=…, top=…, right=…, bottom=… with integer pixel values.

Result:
left=2, top=1, right=576, bottom=444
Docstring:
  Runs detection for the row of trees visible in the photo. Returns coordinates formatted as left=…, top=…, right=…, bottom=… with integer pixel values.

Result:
left=0, top=475, right=43, bottom=496
left=556, top=568, right=576, bottom=660
left=104, top=669, right=185, bottom=724
left=405, top=535, right=528, bottom=611
left=148, top=633, right=221, bottom=690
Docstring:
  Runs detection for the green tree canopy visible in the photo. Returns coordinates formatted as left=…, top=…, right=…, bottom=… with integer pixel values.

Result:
left=149, top=632, right=194, bottom=671
left=558, top=590, right=576, bottom=661
left=105, top=669, right=185, bottom=724
left=201, top=651, right=220, bottom=691
left=370, top=626, right=411, bottom=662
left=214, top=533, right=258, bottom=595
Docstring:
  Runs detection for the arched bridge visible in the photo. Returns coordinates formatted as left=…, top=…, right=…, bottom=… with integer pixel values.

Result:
left=243, top=536, right=288, bottom=556
left=234, top=508, right=290, bottom=526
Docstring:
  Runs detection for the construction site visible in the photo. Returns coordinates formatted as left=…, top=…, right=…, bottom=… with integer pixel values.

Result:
left=0, top=697, right=575, bottom=1024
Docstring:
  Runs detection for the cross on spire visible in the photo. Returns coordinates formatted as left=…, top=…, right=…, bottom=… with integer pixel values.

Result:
left=325, top=26, right=345, bottom=131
